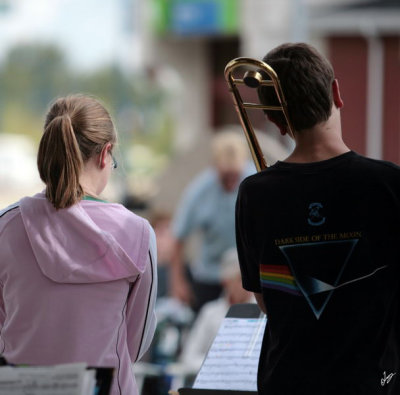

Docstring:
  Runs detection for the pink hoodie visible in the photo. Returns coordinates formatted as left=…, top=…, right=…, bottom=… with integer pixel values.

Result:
left=0, top=192, right=157, bottom=395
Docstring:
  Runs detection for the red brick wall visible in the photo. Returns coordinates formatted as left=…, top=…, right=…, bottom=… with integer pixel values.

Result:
left=382, top=36, right=400, bottom=164
left=328, top=37, right=368, bottom=155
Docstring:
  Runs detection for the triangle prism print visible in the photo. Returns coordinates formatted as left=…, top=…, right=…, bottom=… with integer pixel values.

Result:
left=279, top=239, right=359, bottom=319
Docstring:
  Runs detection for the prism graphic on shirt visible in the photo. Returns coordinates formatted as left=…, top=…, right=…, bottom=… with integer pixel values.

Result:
left=278, top=240, right=358, bottom=319
left=261, top=229, right=389, bottom=320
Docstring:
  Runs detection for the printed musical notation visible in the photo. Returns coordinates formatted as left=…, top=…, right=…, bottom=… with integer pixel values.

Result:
left=193, top=316, right=267, bottom=392
left=0, top=363, right=96, bottom=395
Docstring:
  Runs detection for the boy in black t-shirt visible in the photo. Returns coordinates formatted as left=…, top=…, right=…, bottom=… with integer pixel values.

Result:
left=236, top=43, right=400, bottom=395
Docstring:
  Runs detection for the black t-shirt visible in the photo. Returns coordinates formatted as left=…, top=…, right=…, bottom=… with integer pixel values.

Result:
left=236, top=151, right=400, bottom=395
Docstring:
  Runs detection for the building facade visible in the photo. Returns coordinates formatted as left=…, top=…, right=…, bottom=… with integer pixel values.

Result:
left=311, top=0, right=400, bottom=162
left=142, top=0, right=400, bottom=212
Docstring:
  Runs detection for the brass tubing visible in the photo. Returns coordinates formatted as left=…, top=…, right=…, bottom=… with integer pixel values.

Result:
left=233, top=79, right=275, bottom=87
left=243, top=103, right=284, bottom=110
left=224, top=57, right=296, bottom=172
left=226, top=70, right=267, bottom=171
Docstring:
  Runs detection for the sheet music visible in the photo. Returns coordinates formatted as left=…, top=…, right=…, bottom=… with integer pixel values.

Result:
left=193, top=315, right=267, bottom=392
left=0, top=363, right=94, bottom=395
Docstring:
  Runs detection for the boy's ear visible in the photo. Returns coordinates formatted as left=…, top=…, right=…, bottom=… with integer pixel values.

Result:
left=278, top=125, right=288, bottom=136
left=332, top=79, right=344, bottom=109
left=267, top=114, right=288, bottom=136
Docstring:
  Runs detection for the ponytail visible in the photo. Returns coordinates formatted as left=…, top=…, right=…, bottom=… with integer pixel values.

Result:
left=37, top=114, right=84, bottom=209
left=38, top=95, right=116, bottom=209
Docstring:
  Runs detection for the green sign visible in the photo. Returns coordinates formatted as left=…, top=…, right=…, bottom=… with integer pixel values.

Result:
left=152, top=0, right=238, bottom=36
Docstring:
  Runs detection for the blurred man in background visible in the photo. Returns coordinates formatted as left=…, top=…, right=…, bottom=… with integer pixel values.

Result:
left=170, top=130, right=253, bottom=312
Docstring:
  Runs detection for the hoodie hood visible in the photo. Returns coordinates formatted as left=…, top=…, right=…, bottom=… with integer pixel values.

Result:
left=19, top=193, right=149, bottom=284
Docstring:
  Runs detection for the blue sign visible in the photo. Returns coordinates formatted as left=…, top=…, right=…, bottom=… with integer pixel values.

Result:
left=170, top=0, right=221, bottom=35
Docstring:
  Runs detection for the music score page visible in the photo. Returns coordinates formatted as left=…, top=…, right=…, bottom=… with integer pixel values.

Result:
left=0, top=363, right=95, bottom=395
left=193, top=315, right=267, bottom=392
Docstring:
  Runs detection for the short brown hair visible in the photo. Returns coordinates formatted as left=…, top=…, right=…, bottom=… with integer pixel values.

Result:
left=37, top=95, right=116, bottom=209
left=258, top=43, right=335, bottom=131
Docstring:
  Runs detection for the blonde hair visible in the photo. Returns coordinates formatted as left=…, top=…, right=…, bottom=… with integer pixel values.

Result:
left=37, top=95, right=116, bottom=210
left=211, top=130, right=248, bottom=172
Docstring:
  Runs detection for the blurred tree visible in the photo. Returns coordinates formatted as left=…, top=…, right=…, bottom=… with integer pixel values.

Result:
left=0, top=42, right=177, bottom=205
left=0, top=44, right=71, bottom=139
left=78, top=65, right=134, bottom=110
left=1, top=102, right=43, bottom=140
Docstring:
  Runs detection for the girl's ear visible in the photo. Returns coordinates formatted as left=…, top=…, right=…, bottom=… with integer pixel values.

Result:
left=99, top=143, right=112, bottom=169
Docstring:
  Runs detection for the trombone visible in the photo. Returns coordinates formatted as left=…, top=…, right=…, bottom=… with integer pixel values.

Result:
left=224, top=57, right=295, bottom=172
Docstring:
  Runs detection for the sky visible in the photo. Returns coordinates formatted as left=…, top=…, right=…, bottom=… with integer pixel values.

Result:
left=0, top=0, right=141, bottom=71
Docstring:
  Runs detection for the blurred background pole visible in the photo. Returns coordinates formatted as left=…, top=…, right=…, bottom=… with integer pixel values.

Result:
left=365, top=32, right=384, bottom=160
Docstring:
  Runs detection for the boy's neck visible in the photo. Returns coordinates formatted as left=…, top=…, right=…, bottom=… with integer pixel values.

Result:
left=284, top=108, right=350, bottom=164
left=285, top=143, right=350, bottom=164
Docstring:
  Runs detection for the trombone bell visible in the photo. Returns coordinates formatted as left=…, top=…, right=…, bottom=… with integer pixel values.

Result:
left=224, top=57, right=295, bottom=172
